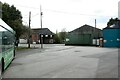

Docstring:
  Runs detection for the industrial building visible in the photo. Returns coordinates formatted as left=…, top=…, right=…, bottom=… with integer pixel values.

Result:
left=65, top=24, right=103, bottom=46
left=102, top=2, right=120, bottom=47
left=103, top=21, right=120, bottom=47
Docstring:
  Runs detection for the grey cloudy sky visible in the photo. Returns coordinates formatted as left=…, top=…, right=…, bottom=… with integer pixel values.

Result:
left=1, top=0, right=119, bottom=33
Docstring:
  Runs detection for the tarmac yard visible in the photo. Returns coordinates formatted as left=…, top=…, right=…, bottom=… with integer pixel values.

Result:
left=2, top=44, right=118, bottom=78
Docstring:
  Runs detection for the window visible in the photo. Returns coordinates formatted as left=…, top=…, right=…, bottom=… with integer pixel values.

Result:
left=50, top=35, right=52, bottom=38
left=45, top=35, right=48, bottom=37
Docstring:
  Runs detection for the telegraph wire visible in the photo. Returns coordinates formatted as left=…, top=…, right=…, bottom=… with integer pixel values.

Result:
left=14, top=4, right=39, bottom=10
left=1, top=3, right=116, bottom=25
left=43, top=9, right=116, bottom=18
left=10, top=4, right=116, bottom=18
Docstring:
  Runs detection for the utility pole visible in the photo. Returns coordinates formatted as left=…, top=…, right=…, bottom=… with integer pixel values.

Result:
left=28, top=11, right=31, bottom=48
left=40, top=5, right=43, bottom=49
left=95, top=19, right=97, bottom=46
left=95, top=19, right=96, bottom=29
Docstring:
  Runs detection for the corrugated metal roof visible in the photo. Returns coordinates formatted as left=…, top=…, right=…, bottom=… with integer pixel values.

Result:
left=70, top=24, right=102, bottom=33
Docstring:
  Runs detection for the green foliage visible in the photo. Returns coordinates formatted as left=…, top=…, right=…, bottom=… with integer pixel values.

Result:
left=0, top=1, right=2, bottom=18
left=16, top=47, right=30, bottom=51
left=59, top=28, right=67, bottom=43
left=54, top=29, right=67, bottom=44
left=2, top=3, right=29, bottom=40
left=54, top=32, right=60, bottom=44
left=107, top=18, right=120, bottom=26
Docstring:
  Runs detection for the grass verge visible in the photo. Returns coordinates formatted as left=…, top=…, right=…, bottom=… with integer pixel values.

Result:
left=15, top=47, right=31, bottom=51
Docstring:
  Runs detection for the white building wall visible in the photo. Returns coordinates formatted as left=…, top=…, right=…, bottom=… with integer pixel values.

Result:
left=19, top=39, right=27, bottom=44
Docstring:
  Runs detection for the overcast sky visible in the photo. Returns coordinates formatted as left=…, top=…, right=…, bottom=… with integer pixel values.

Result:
left=1, top=0, right=120, bottom=33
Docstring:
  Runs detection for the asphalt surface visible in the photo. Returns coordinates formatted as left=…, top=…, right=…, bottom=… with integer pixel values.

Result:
left=2, top=44, right=118, bottom=78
